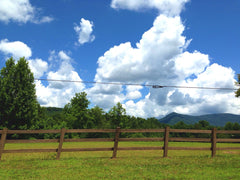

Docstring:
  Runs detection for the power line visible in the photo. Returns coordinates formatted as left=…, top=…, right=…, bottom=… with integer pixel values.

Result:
left=35, top=78, right=239, bottom=91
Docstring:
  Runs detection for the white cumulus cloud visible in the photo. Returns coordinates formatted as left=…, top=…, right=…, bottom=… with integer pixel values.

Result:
left=35, top=51, right=85, bottom=107
left=28, top=58, right=48, bottom=78
left=174, top=51, right=210, bottom=79
left=0, top=0, right=53, bottom=24
left=95, top=15, right=185, bottom=83
left=111, top=0, right=189, bottom=16
left=87, top=5, right=240, bottom=118
left=0, top=39, right=32, bottom=58
left=74, top=18, right=95, bottom=45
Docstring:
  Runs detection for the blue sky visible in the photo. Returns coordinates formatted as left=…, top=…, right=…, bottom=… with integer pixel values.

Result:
left=0, top=0, right=240, bottom=118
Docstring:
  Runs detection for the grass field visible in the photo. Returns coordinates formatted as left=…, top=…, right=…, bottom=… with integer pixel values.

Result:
left=1, top=142, right=240, bottom=179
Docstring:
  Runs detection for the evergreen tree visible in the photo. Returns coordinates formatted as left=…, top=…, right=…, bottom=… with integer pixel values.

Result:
left=0, top=57, right=39, bottom=130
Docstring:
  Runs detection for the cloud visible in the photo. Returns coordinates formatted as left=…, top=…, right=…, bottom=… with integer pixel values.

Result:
left=88, top=10, right=240, bottom=118
left=95, top=15, right=185, bottom=83
left=186, top=63, right=235, bottom=90
left=35, top=51, right=85, bottom=107
left=166, top=63, right=238, bottom=115
left=89, top=14, right=187, bottom=113
left=28, top=58, right=48, bottom=78
left=35, top=16, right=54, bottom=24
left=0, top=39, right=48, bottom=79
left=0, top=39, right=32, bottom=58
left=74, top=18, right=95, bottom=45
left=58, top=51, right=71, bottom=61
left=125, top=86, right=143, bottom=99
left=174, top=51, right=210, bottom=79
left=0, top=0, right=53, bottom=24
left=86, top=83, right=124, bottom=109
left=111, top=0, right=189, bottom=16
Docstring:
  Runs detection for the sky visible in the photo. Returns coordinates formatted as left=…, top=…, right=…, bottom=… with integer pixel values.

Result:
left=0, top=0, right=240, bottom=118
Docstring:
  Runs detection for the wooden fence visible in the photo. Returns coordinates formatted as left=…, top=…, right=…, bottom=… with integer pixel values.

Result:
left=1, top=127, right=240, bottom=160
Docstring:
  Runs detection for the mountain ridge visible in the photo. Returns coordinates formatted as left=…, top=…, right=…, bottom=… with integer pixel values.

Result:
left=159, top=112, right=240, bottom=127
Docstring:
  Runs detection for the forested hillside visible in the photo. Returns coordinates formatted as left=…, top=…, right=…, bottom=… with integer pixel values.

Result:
left=160, top=112, right=240, bottom=127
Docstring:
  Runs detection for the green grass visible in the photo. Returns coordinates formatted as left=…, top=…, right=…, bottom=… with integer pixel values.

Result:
left=1, top=142, right=240, bottom=179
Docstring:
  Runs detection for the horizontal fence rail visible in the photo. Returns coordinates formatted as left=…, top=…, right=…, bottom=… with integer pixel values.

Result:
left=0, top=127, right=240, bottom=160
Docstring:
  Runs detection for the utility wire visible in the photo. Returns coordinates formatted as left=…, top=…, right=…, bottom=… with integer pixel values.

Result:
left=35, top=78, right=239, bottom=91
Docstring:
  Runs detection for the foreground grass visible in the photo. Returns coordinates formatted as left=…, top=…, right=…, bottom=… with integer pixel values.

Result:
left=0, top=142, right=240, bottom=179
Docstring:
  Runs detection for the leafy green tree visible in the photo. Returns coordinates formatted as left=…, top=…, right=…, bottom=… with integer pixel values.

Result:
left=0, top=57, right=39, bottom=130
left=233, top=122, right=240, bottom=130
left=35, top=106, right=67, bottom=130
left=63, top=92, right=92, bottom=129
left=145, top=117, right=163, bottom=129
left=89, top=106, right=108, bottom=129
left=224, top=122, right=233, bottom=130
left=172, top=121, right=190, bottom=137
left=192, top=120, right=212, bottom=138
left=107, top=102, right=127, bottom=128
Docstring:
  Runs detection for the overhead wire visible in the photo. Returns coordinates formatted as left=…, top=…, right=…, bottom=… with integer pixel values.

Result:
left=34, top=78, right=239, bottom=91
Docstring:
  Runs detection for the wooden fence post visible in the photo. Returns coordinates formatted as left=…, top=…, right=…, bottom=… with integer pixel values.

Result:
left=56, top=128, right=66, bottom=160
left=211, top=127, right=217, bottom=157
left=0, top=128, right=8, bottom=161
left=112, top=127, right=121, bottom=159
left=163, top=126, right=170, bottom=158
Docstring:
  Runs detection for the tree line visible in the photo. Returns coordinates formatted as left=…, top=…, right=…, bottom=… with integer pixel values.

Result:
left=0, top=57, right=240, bottom=139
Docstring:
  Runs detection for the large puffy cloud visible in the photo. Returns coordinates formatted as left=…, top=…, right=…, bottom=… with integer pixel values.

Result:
left=0, top=0, right=53, bottom=24
left=0, top=39, right=32, bottom=58
left=111, top=0, right=189, bottom=16
left=35, top=51, right=85, bottom=107
left=74, top=18, right=95, bottom=45
left=88, top=5, right=240, bottom=117
left=90, top=14, right=187, bottom=113
left=164, top=63, right=238, bottom=115
left=95, top=15, right=185, bottom=83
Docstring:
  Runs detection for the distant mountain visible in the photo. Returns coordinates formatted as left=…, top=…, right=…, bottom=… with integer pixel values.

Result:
left=159, top=112, right=240, bottom=127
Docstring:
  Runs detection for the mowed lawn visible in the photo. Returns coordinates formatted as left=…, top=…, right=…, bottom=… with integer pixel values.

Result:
left=1, top=141, right=240, bottom=179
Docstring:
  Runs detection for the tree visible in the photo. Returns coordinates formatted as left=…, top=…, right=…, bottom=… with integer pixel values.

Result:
left=63, top=92, right=93, bottom=129
left=0, top=57, right=39, bottom=130
left=89, top=106, right=108, bottom=129
left=224, top=122, right=233, bottom=130
left=236, top=74, right=240, bottom=97
left=107, top=102, right=127, bottom=128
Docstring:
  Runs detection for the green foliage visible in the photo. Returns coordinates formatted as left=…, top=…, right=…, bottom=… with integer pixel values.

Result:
left=63, top=92, right=93, bottom=130
left=107, top=102, right=127, bottom=128
left=235, top=74, right=240, bottom=97
left=89, top=106, right=108, bottom=129
left=0, top=57, right=39, bottom=130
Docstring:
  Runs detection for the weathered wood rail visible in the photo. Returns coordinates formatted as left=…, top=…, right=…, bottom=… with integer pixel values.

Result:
left=0, top=127, right=240, bottom=160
